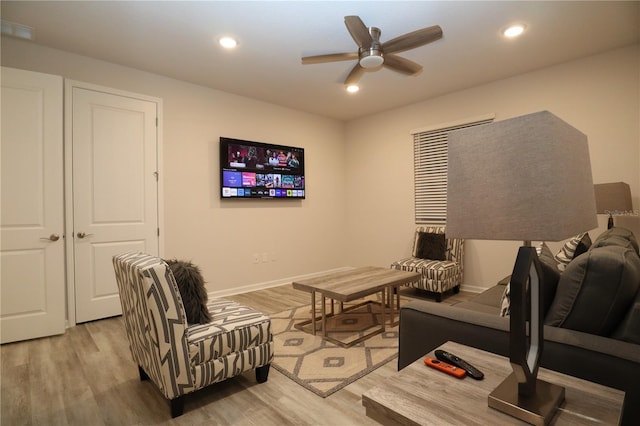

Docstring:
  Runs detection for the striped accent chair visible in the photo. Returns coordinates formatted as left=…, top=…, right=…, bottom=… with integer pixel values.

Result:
left=390, top=226, right=464, bottom=302
left=112, top=252, right=273, bottom=417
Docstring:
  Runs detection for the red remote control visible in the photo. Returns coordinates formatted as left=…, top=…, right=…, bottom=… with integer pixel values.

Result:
left=424, top=357, right=467, bottom=378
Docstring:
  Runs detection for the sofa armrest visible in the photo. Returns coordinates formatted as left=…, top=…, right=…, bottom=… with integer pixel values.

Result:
left=544, top=325, right=640, bottom=364
left=398, top=300, right=509, bottom=370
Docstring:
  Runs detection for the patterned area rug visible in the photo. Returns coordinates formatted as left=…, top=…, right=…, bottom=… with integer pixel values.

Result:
left=270, top=298, right=401, bottom=397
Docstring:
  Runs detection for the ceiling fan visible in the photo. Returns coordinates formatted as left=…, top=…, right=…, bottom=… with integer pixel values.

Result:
left=301, top=16, right=443, bottom=86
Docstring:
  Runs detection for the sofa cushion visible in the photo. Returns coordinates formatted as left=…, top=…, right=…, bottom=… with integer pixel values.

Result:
left=456, top=300, right=503, bottom=316
left=187, top=298, right=271, bottom=364
left=591, top=227, right=639, bottom=253
left=166, top=259, right=211, bottom=325
left=496, top=275, right=511, bottom=286
left=468, top=284, right=505, bottom=309
left=391, top=257, right=460, bottom=280
left=545, top=245, right=640, bottom=336
left=537, top=242, right=562, bottom=315
left=554, top=232, right=591, bottom=270
left=537, top=241, right=558, bottom=270
left=415, top=232, right=447, bottom=260
left=613, top=289, right=640, bottom=344
left=500, top=243, right=560, bottom=318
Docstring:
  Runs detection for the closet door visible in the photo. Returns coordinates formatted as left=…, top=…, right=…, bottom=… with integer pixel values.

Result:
left=69, top=84, right=160, bottom=323
left=1, top=67, right=65, bottom=343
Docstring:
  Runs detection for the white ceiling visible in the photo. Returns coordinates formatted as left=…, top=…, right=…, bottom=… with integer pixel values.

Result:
left=2, top=1, right=639, bottom=121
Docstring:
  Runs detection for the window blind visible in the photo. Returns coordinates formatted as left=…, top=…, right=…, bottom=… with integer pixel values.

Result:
left=412, top=114, right=495, bottom=224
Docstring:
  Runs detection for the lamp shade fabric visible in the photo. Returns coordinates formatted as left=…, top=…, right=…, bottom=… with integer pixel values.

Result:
left=594, top=182, right=632, bottom=214
left=446, top=111, right=597, bottom=242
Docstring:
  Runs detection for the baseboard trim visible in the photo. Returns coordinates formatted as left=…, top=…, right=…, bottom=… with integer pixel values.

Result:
left=208, top=269, right=490, bottom=299
left=208, top=266, right=354, bottom=299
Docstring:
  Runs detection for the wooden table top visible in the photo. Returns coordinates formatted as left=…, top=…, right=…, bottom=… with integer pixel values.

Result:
left=362, top=341, right=624, bottom=426
left=291, top=266, right=420, bottom=302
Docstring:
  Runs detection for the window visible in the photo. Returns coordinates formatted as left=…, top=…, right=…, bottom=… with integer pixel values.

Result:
left=412, top=114, right=495, bottom=224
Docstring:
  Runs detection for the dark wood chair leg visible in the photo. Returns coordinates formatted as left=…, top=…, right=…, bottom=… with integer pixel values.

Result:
left=256, top=364, right=270, bottom=383
left=170, top=396, right=184, bottom=418
left=435, top=293, right=443, bottom=303
left=453, top=285, right=461, bottom=294
left=138, top=366, right=149, bottom=381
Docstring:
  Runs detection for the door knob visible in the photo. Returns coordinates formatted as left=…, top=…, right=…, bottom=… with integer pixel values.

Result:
left=77, top=232, right=94, bottom=239
left=40, top=234, right=61, bottom=242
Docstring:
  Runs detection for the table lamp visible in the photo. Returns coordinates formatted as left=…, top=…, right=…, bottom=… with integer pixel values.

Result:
left=446, top=111, right=597, bottom=425
left=594, top=182, right=632, bottom=229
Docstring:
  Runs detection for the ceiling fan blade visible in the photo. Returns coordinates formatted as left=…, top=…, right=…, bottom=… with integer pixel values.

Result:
left=344, top=63, right=366, bottom=86
left=301, top=52, right=358, bottom=65
left=383, top=54, right=423, bottom=75
left=344, top=15, right=372, bottom=49
left=382, top=25, right=443, bottom=54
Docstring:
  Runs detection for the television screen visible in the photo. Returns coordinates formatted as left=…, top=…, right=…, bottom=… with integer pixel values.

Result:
left=220, top=137, right=306, bottom=199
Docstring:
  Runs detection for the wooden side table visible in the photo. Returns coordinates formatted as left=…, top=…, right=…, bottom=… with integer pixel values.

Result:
left=362, top=341, right=623, bottom=425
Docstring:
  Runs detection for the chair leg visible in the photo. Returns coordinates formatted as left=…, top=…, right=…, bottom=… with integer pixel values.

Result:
left=170, top=396, right=184, bottom=418
left=138, top=366, right=149, bottom=381
left=453, top=285, right=461, bottom=294
left=435, top=293, right=443, bottom=303
left=256, top=364, right=271, bottom=383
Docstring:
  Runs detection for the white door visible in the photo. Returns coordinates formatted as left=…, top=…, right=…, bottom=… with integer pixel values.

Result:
left=71, top=86, right=159, bottom=323
left=1, top=67, right=65, bottom=343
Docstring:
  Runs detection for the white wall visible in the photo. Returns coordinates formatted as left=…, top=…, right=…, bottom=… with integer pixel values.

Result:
left=344, top=45, right=640, bottom=291
left=1, top=38, right=349, bottom=296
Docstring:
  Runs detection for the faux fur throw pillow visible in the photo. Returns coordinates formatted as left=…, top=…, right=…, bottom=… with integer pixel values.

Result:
left=165, top=259, right=211, bottom=325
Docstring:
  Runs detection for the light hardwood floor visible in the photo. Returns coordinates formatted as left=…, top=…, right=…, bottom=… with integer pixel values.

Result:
left=1, top=285, right=473, bottom=425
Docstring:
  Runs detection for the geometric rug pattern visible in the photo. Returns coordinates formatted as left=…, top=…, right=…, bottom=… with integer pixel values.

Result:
left=270, top=299, right=401, bottom=397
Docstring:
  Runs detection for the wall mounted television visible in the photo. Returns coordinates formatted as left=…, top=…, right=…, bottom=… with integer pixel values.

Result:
left=220, top=137, right=305, bottom=199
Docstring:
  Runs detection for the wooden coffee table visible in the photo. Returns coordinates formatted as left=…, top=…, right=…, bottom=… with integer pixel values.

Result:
left=291, top=266, right=420, bottom=348
left=362, top=341, right=624, bottom=425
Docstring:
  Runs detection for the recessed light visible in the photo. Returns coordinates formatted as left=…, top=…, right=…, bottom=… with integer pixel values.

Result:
left=346, top=85, right=359, bottom=93
left=503, top=24, right=525, bottom=38
left=219, top=36, right=238, bottom=49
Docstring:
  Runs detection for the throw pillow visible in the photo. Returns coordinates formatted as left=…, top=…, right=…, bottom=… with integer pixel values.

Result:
left=499, top=283, right=510, bottom=317
left=165, top=259, right=211, bottom=325
left=537, top=242, right=562, bottom=315
left=415, top=232, right=447, bottom=261
left=536, top=241, right=554, bottom=262
left=544, top=245, right=640, bottom=336
left=591, top=227, right=639, bottom=253
left=554, top=232, right=591, bottom=271
left=499, top=242, right=560, bottom=318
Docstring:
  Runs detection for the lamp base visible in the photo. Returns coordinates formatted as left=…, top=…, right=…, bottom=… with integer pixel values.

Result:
left=488, top=373, right=565, bottom=426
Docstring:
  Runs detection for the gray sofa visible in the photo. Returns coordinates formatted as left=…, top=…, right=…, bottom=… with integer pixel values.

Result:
left=398, top=227, right=640, bottom=425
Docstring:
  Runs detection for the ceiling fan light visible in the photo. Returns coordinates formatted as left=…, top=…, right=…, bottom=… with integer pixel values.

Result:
left=360, top=54, right=384, bottom=69
left=346, top=85, right=359, bottom=93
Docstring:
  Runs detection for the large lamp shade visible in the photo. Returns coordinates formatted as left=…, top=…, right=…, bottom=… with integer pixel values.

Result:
left=445, top=111, right=597, bottom=425
left=446, top=110, right=597, bottom=243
